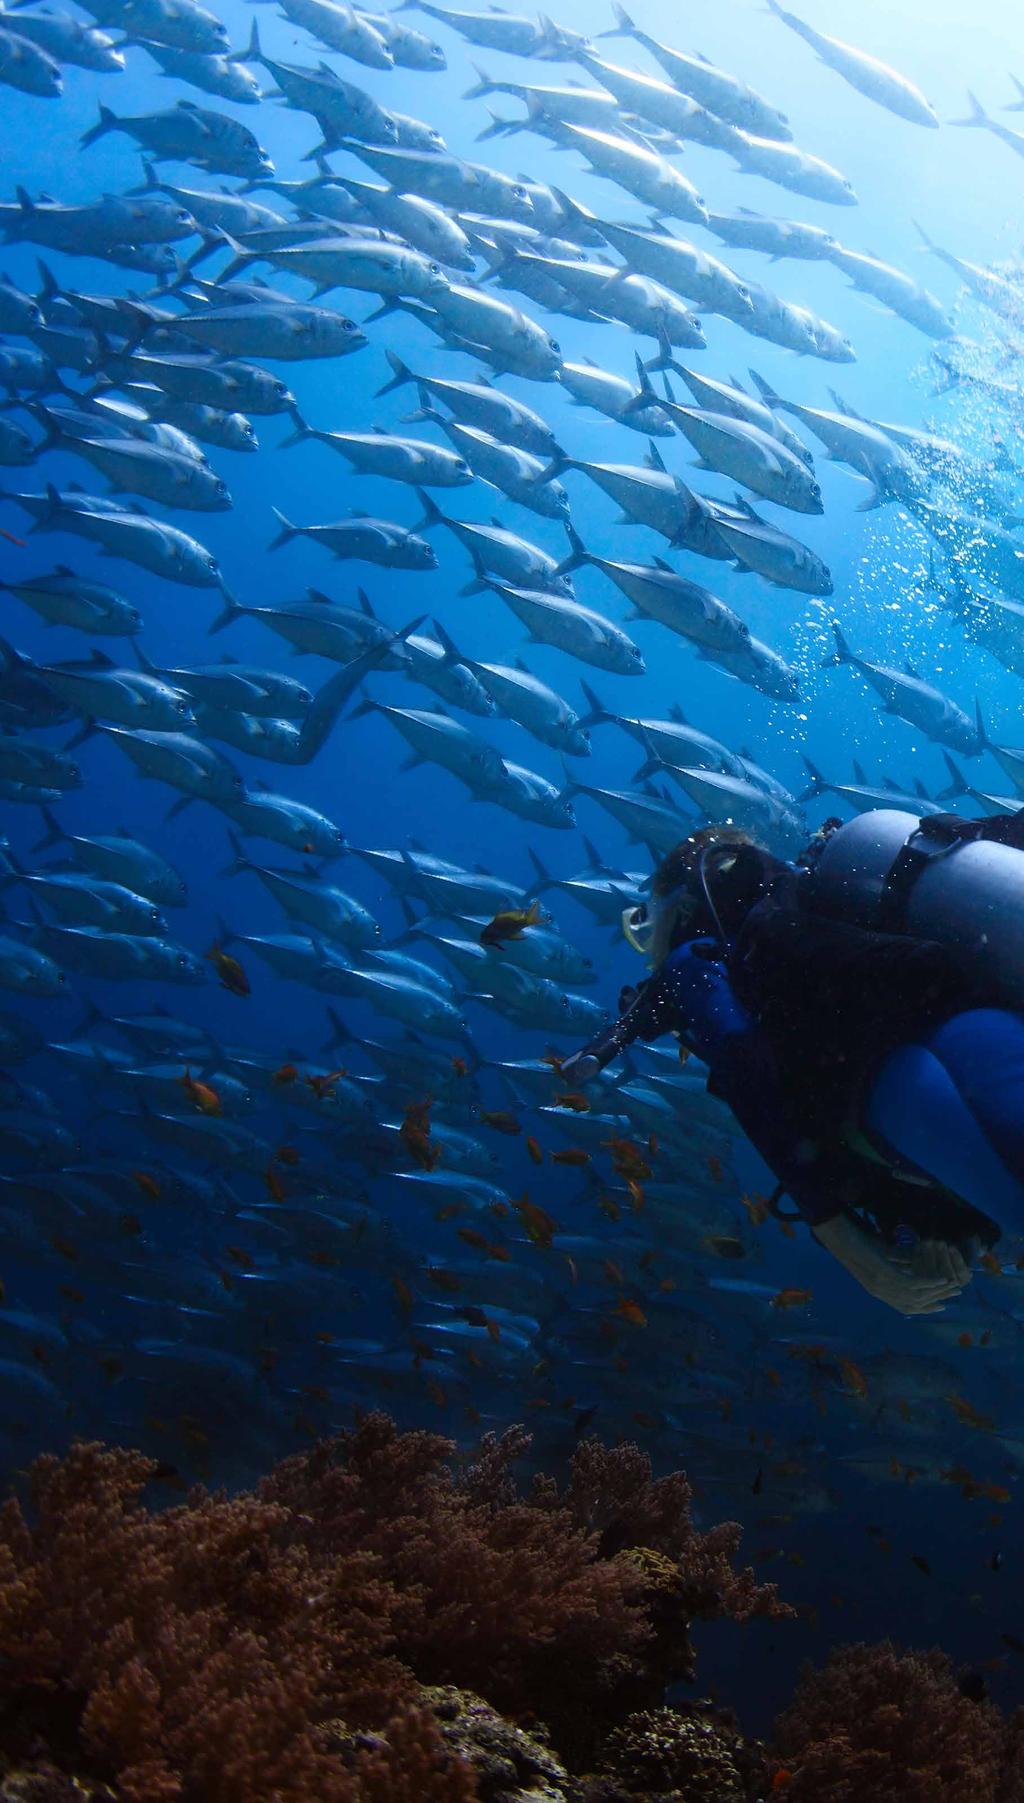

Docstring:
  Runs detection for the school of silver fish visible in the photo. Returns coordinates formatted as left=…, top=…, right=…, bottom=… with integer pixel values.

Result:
left=2, top=0, right=1024, bottom=1658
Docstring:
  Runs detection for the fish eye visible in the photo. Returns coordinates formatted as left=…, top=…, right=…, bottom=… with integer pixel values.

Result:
left=549, top=337, right=561, bottom=354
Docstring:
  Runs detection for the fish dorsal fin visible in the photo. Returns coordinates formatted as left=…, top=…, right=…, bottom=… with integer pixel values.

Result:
left=652, top=554, right=672, bottom=571
left=358, top=587, right=376, bottom=617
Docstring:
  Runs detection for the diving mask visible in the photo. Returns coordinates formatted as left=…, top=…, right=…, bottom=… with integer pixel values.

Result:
left=621, top=899, right=656, bottom=957
left=621, top=878, right=694, bottom=959
left=621, top=846, right=742, bottom=959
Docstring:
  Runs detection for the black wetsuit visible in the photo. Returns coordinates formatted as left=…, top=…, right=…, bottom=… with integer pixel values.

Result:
left=566, top=843, right=1000, bottom=1248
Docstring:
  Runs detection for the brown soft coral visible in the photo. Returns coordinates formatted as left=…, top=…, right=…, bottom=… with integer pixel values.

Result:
left=0, top=1440, right=435, bottom=1802
left=770, top=1641, right=1006, bottom=1803
left=263, top=1417, right=789, bottom=1762
left=0, top=1419, right=788, bottom=1800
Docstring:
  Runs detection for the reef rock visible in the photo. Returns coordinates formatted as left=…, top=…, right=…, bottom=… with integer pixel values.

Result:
left=422, top=1687, right=580, bottom=1803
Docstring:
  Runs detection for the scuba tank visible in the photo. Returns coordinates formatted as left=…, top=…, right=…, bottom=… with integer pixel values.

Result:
left=806, top=808, right=1024, bottom=1006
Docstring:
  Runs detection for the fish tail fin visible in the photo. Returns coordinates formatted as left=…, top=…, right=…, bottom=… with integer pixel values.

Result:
left=212, top=229, right=252, bottom=285
left=34, top=258, right=61, bottom=305
left=214, top=913, right=237, bottom=948
left=577, top=679, right=612, bottom=728
left=66, top=999, right=106, bottom=1041
left=822, top=620, right=854, bottom=668
left=411, top=486, right=445, bottom=533
left=1006, top=73, right=1024, bottom=110
left=554, top=521, right=589, bottom=577
left=375, top=349, right=415, bottom=397
left=747, top=366, right=781, bottom=407
left=463, top=62, right=496, bottom=99
left=31, top=805, right=66, bottom=853
left=537, top=451, right=571, bottom=487
left=949, top=90, right=991, bottom=128
left=525, top=846, right=556, bottom=896
left=798, top=755, right=828, bottom=802
left=975, top=698, right=989, bottom=750
left=277, top=421, right=312, bottom=451
left=219, top=829, right=251, bottom=879
left=268, top=506, right=298, bottom=551
left=938, top=753, right=970, bottom=800
left=475, top=108, right=518, bottom=143
left=319, top=1006, right=353, bottom=1055
left=597, top=0, right=637, bottom=37
left=431, top=616, right=466, bottom=663
left=929, top=352, right=961, bottom=396
left=208, top=595, right=243, bottom=635
left=80, top=103, right=116, bottom=149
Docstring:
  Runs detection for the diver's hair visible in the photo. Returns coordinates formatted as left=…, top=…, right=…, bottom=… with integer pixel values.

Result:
left=647, top=825, right=759, bottom=968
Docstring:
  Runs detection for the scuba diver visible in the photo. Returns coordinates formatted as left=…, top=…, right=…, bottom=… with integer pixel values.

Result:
left=560, top=809, right=1024, bottom=1314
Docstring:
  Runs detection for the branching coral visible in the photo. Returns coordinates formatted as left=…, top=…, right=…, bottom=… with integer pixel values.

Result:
left=769, top=1641, right=1007, bottom=1803
left=0, top=1419, right=787, bottom=1801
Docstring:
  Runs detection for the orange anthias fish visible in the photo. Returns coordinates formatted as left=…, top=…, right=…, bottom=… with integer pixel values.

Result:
left=400, top=1098, right=440, bottom=1171
left=771, top=1287, right=813, bottom=1311
left=272, top=1063, right=298, bottom=1086
left=741, top=1193, right=771, bottom=1227
left=526, top=1135, right=544, bottom=1166
left=947, top=1393, right=995, bottom=1432
left=615, top=1296, right=648, bottom=1328
left=305, top=1068, right=347, bottom=1100
left=264, top=1165, right=285, bottom=1203
left=553, top=1090, right=591, bottom=1113
left=479, top=899, right=543, bottom=947
left=131, top=1171, right=161, bottom=1200
left=838, top=1356, right=869, bottom=1398
left=205, top=940, right=249, bottom=997
left=602, top=1136, right=651, bottom=1180
left=480, top=1109, right=521, bottom=1136
left=551, top=1147, right=590, bottom=1167
left=515, top=1194, right=557, bottom=1249
left=178, top=1069, right=221, bottom=1116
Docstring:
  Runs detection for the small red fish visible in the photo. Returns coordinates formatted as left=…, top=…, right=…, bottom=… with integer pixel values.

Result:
left=304, top=1067, right=347, bottom=1100
left=264, top=1164, right=285, bottom=1202
left=479, top=899, right=543, bottom=947
left=480, top=1109, right=521, bottom=1135
left=178, top=1068, right=221, bottom=1116
left=771, top=1287, right=813, bottom=1311
left=205, top=940, right=249, bottom=997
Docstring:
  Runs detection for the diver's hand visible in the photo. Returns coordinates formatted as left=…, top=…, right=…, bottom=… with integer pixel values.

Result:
left=813, top=1214, right=971, bottom=1315
left=558, top=1049, right=601, bottom=1086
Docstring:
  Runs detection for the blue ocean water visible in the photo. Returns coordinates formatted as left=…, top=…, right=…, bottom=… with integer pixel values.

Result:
left=2, top=0, right=1024, bottom=1731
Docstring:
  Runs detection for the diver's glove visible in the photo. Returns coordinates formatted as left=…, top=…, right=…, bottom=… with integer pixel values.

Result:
left=813, top=1213, right=973, bottom=1315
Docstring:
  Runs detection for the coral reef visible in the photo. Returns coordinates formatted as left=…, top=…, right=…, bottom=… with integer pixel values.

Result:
left=592, top=1704, right=748, bottom=1801
left=0, top=1418, right=785, bottom=1802
left=3, top=1421, right=1020, bottom=1803
left=769, top=1641, right=1007, bottom=1803
left=421, top=1688, right=577, bottom=1803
